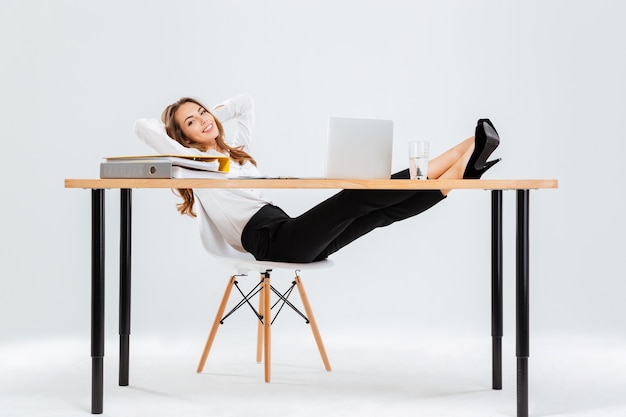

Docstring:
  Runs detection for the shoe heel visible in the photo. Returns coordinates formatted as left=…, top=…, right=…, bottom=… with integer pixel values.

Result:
left=478, top=158, right=501, bottom=176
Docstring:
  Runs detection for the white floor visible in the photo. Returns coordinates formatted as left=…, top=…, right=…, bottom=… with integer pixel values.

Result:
left=1, top=330, right=625, bottom=417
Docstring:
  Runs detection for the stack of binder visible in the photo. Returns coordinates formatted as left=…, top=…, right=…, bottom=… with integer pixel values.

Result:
left=100, top=155, right=230, bottom=179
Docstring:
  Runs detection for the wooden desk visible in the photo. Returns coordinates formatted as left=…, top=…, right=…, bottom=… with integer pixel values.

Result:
left=64, top=178, right=558, bottom=417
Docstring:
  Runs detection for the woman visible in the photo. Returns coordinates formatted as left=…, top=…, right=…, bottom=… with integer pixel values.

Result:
left=147, top=94, right=500, bottom=263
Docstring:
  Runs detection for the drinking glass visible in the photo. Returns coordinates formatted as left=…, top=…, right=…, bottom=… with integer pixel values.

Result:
left=408, top=141, right=429, bottom=180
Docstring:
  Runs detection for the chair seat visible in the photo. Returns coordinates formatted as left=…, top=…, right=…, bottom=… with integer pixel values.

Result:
left=210, top=251, right=335, bottom=275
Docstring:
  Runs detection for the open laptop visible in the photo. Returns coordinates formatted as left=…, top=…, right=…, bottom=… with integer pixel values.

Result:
left=324, top=117, right=394, bottom=179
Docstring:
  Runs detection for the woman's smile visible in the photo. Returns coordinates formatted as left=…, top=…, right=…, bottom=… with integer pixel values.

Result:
left=203, top=122, right=215, bottom=133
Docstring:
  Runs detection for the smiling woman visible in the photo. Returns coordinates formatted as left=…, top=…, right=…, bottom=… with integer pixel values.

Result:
left=151, top=94, right=501, bottom=263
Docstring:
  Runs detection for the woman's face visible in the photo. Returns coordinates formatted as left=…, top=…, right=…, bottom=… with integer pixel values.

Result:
left=175, top=101, right=220, bottom=151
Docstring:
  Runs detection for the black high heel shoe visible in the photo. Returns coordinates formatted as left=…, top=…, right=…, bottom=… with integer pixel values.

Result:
left=463, top=118, right=502, bottom=179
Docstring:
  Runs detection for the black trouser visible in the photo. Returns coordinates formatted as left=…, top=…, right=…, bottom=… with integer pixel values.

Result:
left=241, top=169, right=446, bottom=263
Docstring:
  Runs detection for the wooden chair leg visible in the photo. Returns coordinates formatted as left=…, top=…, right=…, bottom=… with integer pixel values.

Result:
left=262, top=273, right=272, bottom=382
left=197, top=276, right=236, bottom=373
left=295, top=275, right=332, bottom=371
left=256, top=275, right=264, bottom=363
left=199, top=271, right=326, bottom=382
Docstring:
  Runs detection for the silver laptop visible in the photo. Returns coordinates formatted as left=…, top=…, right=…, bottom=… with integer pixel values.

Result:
left=324, top=117, right=393, bottom=179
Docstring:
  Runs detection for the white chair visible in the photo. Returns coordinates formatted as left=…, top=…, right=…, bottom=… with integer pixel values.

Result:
left=195, top=205, right=333, bottom=382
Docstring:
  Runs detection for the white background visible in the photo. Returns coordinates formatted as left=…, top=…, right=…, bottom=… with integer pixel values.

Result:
left=1, top=1, right=625, bottom=416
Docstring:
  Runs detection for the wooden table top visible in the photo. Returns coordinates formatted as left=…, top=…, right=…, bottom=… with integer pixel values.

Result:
left=65, top=178, right=558, bottom=190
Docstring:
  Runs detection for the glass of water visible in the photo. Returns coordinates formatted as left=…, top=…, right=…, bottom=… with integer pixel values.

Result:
left=408, top=141, right=429, bottom=180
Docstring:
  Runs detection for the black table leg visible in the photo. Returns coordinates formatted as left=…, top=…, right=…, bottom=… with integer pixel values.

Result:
left=119, top=189, right=132, bottom=386
left=91, top=189, right=105, bottom=414
left=516, top=190, right=530, bottom=417
left=491, top=190, right=503, bottom=390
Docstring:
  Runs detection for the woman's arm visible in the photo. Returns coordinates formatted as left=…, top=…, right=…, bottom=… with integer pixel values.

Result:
left=211, top=94, right=255, bottom=152
left=134, top=118, right=203, bottom=156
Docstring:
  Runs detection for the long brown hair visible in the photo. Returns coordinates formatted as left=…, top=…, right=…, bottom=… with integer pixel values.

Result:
left=162, top=97, right=257, bottom=217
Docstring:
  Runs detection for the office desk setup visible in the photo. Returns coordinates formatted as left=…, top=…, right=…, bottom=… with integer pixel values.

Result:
left=64, top=178, right=558, bottom=417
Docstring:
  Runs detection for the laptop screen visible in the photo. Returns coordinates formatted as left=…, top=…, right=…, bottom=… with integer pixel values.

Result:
left=324, top=117, right=393, bottom=179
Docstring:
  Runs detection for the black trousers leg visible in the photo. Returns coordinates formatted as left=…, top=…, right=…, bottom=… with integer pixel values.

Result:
left=242, top=170, right=446, bottom=262
left=315, top=188, right=445, bottom=260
